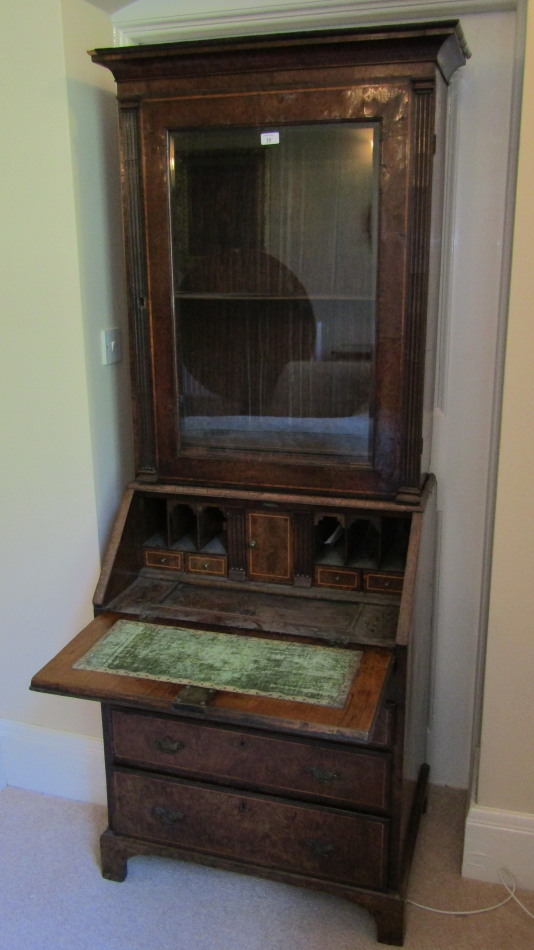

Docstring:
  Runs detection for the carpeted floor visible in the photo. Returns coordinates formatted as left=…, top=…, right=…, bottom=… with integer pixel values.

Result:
left=0, top=784, right=532, bottom=949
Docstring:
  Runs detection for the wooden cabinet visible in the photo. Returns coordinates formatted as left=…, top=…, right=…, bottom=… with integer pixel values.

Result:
left=30, top=21, right=469, bottom=947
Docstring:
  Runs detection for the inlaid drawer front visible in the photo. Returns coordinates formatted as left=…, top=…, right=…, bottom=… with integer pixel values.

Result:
left=315, top=566, right=359, bottom=590
left=186, top=554, right=227, bottom=577
left=145, top=550, right=183, bottom=571
left=364, top=572, right=403, bottom=594
left=112, top=771, right=389, bottom=890
left=110, top=711, right=390, bottom=811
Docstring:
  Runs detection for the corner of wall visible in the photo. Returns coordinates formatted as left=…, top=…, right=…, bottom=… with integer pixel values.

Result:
left=0, top=720, right=106, bottom=806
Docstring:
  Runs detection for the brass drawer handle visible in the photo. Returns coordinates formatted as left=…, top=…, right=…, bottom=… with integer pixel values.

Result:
left=304, top=765, right=341, bottom=785
left=304, top=838, right=337, bottom=858
left=152, top=805, right=185, bottom=825
left=155, top=736, right=185, bottom=754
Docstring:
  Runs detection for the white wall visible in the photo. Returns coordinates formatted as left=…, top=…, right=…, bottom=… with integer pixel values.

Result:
left=477, top=0, right=534, bottom=814
left=462, top=5, right=534, bottom=884
left=62, top=0, right=134, bottom=554
left=428, top=11, right=517, bottom=787
left=0, top=0, right=130, bottom=756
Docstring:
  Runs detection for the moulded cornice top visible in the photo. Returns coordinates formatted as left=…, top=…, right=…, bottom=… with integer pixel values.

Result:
left=90, top=20, right=470, bottom=85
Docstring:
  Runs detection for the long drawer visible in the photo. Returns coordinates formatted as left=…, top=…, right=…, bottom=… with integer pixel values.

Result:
left=111, top=769, right=389, bottom=890
left=110, top=709, right=391, bottom=812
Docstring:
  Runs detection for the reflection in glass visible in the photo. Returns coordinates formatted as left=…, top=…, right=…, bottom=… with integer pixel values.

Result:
left=169, top=123, right=378, bottom=460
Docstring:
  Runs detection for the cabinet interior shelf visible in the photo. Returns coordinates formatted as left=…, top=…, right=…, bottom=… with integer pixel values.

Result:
left=174, top=292, right=376, bottom=302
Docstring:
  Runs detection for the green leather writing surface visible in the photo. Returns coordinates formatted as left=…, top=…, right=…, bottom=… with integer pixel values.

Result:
left=74, top=620, right=361, bottom=708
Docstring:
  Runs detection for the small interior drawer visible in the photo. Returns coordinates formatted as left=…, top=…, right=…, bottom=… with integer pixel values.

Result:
left=315, top=566, right=360, bottom=590
left=110, top=710, right=391, bottom=812
left=186, top=554, right=227, bottom=577
left=145, top=550, right=184, bottom=571
left=364, top=572, right=403, bottom=594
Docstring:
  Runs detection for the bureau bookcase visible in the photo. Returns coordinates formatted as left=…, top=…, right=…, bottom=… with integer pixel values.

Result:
left=32, top=22, right=468, bottom=945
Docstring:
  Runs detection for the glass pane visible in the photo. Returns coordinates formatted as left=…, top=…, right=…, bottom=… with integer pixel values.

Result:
left=169, top=122, right=378, bottom=460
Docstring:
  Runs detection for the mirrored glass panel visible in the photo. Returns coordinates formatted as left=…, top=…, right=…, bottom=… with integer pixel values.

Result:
left=169, top=122, right=378, bottom=460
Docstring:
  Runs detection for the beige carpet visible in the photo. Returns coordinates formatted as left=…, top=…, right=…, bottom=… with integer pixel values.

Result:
left=0, top=783, right=532, bottom=949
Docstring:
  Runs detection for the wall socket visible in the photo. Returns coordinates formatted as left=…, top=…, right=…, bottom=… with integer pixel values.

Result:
left=101, top=328, right=122, bottom=365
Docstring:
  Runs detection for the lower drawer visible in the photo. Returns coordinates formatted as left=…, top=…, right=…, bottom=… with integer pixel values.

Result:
left=111, top=770, right=389, bottom=891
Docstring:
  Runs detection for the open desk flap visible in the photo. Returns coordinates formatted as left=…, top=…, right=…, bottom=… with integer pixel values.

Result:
left=31, top=612, right=393, bottom=742
left=73, top=620, right=363, bottom=709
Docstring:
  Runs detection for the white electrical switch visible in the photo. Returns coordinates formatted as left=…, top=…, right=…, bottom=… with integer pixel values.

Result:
left=101, top=328, right=122, bottom=365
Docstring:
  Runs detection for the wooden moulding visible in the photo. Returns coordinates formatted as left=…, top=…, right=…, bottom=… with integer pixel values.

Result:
left=89, top=22, right=469, bottom=87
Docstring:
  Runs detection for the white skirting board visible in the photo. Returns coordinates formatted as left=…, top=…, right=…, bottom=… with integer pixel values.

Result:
left=0, top=719, right=106, bottom=806
left=463, top=802, right=534, bottom=891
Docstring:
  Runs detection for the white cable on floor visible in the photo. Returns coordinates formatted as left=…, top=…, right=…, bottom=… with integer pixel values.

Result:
left=408, top=869, right=534, bottom=921
left=500, top=869, right=534, bottom=921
